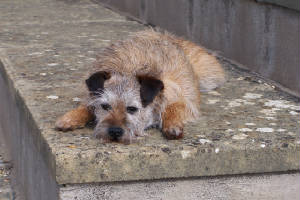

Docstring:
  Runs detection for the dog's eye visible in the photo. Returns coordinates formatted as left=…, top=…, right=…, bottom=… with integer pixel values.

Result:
left=126, top=106, right=138, bottom=114
left=101, top=103, right=112, bottom=111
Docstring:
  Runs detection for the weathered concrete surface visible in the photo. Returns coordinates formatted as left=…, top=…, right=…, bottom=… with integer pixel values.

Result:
left=0, top=0, right=299, bottom=199
left=60, top=173, right=300, bottom=200
left=97, top=0, right=300, bottom=97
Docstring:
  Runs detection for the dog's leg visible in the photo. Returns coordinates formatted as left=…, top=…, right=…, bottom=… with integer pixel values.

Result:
left=162, top=102, right=185, bottom=139
left=55, top=105, right=93, bottom=131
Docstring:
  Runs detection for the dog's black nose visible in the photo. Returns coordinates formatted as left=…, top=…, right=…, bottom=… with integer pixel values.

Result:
left=108, top=127, right=124, bottom=140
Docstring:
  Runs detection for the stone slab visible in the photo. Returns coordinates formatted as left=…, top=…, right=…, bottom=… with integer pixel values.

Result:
left=60, top=173, right=300, bottom=200
left=0, top=0, right=299, bottom=194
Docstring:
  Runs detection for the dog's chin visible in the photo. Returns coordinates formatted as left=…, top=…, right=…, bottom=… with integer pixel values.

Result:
left=118, top=135, right=137, bottom=145
left=93, top=132, right=136, bottom=144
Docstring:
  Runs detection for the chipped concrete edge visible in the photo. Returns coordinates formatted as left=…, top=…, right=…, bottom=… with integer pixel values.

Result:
left=55, top=141, right=300, bottom=184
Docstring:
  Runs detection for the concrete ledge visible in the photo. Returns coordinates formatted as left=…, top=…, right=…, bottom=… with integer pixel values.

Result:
left=96, top=0, right=300, bottom=97
left=60, top=173, right=300, bottom=200
left=0, top=0, right=299, bottom=199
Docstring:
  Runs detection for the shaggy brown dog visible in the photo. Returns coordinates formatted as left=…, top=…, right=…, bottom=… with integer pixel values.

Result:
left=55, top=29, right=225, bottom=144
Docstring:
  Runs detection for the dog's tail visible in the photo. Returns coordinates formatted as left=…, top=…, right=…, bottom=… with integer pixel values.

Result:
left=175, top=38, right=226, bottom=92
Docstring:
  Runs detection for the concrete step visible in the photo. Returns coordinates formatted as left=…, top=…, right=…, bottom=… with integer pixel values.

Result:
left=60, top=173, right=300, bottom=200
left=0, top=0, right=299, bottom=199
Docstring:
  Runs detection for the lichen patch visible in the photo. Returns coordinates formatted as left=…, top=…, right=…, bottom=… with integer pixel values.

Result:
left=72, top=97, right=81, bottom=102
left=232, top=134, right=248, bottom=140
left=28, top=52, right=43, bottom=56
left=46, top=95, right=59, bottom=100
left=256, top=128, right=274, bottom=133
left=181, top=150, right=191, bottom=159
left=207, top=99, right=220, bottom=104
left=259, top=109, right=277, bottom=116
left=289, top=111, right=298, bottom=115
left=260, top=144, right=266, bottom=148
left=207, top=91, right=221, bottom=96
left=245, top=123, right=256, bottom=126
left=228, top=99, right=255, bottom=107
left=238, top=128, right=252, bottom=132
left=264, top=100, right=292, bottom=109
left=47, top=63, right=59, bottom=66
left=243, top=93, right=262, bottom=99
left=277, top=129, right=286, bottom=132
left=199, top=139, right=212, bottom=144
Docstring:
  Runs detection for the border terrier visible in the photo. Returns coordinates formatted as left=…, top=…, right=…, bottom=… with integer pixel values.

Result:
left=55, top=29, right=225, bottom=144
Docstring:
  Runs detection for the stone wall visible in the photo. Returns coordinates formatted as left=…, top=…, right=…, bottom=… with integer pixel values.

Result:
left=96, top=0, right=300, bottom=97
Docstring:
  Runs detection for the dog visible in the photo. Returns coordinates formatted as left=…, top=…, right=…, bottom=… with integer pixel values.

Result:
left=55, top=29, right=225, bottom=144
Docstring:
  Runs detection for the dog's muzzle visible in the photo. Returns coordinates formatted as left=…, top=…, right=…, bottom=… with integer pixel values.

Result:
left=107, top=126, right=124, bottom=140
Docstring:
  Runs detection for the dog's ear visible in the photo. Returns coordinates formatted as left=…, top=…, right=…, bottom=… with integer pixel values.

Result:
left=85, top=71, right=110, bottom=95
left=138, top=76, right=164, bottom=107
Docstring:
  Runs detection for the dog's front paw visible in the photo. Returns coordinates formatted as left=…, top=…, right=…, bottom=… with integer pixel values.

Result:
left=55, top=114, right=85, bottom=132
left=55, top=106, right=92, bottom=132
left=163, top=125, right=184, bottom=140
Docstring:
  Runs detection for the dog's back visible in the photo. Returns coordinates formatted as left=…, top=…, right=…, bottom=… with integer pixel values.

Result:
left=131, top=30, right=226, bottom=92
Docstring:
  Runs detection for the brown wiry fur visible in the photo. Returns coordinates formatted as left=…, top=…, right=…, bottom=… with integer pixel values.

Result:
left=55, top=29, right=225, bottom=142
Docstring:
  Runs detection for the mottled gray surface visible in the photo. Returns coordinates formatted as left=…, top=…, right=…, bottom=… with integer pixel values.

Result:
left=0, top=0, right=299, bottom=194
left=60, top=173, right=300, bottom=200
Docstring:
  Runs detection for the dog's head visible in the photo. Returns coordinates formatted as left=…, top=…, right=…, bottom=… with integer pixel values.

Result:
left=86, top=71, right=164, bottom=144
